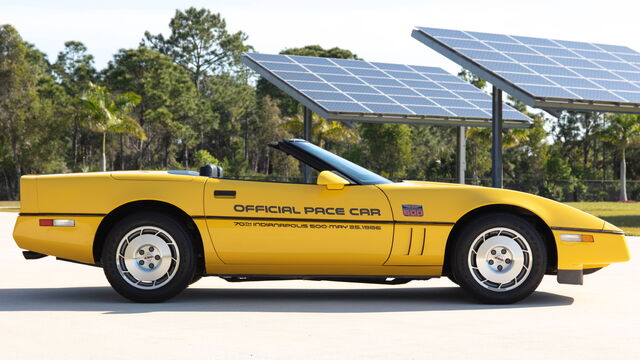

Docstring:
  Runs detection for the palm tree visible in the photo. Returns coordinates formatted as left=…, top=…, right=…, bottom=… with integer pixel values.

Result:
left=600, top=114, right=640, bottom=201
left=283, top=112, right=359, bottom=147
left=80, top=83, right=145, bottom=171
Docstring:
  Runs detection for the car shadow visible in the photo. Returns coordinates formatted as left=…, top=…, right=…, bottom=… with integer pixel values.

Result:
left=600, top=215, right=640, bottom=228
left=0, top=286, right=573, bottom=314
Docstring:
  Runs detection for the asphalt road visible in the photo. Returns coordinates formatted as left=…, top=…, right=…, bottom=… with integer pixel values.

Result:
left=0, top=212, right=638, bottom=359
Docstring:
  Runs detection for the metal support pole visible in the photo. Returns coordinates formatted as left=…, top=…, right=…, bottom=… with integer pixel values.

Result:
left=303, top=107, right=312, bottom=184
left=456, top=126, right=466, bottom=184
left=491, top=86, right=503, bottom=188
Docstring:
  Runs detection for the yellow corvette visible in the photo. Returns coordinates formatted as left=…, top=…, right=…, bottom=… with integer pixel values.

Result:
left=13, top=139, right=629, bottom=303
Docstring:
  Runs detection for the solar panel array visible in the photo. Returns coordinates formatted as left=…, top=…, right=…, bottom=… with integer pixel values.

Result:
left=414, top=27, right=640, bottom=108
left=242, top=53, right=531, bottom=125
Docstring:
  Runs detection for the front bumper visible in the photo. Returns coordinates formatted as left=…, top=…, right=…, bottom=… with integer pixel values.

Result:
left=553, top=228, right=629, bottom=283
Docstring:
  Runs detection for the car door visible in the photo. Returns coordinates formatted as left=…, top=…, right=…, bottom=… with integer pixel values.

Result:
left=203, top=178, right=393, bottom=265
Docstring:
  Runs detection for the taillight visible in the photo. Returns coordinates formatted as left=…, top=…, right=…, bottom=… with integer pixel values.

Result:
left=39, top=219, right=75, bottom=227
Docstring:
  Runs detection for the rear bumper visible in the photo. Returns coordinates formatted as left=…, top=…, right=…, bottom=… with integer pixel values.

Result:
left=13, top=214, right=101, bottom=264
left=553, top=228, right=629, bottom=273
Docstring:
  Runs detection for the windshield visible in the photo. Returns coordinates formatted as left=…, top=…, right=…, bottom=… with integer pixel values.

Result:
left=292, top=141, right=392, bottom=185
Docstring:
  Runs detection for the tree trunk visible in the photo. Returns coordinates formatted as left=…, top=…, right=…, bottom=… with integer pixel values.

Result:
left=183, top=144, right=189, bottom=168
left=163, top=137, right=169, bottom=168
left=2, top=169, right=10, bottom=200
left=619, top=147, right=628, bottom=201
left=265, top=152, right=270, bottom=175
left=100, top=133, right=107, bottom=172
left=120, top=134, right=125, bottom=170
left=9, top=131, right=21, bottom=197
left=72, top=122, right=78, bottom=169
left=244, top=116, right=249, bottom=161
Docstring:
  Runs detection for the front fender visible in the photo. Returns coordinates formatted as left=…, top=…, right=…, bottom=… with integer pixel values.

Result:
left=377, top=181, right=629, bottom=273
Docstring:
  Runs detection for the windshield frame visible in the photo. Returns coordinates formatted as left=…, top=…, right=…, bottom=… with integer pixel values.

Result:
left=271, top=139, right=392, bottom=185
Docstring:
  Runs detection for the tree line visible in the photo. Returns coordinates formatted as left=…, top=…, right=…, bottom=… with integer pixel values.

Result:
left=1, top=7, right=639, bottom=201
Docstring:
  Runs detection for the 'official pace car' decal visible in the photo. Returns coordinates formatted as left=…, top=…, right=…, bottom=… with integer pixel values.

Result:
left=402, top=204, right=423, bottom=217
left=233, top=204, right=382, bottom=216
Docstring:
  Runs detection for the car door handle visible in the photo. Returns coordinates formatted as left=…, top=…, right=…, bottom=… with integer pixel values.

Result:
left=214, top=190, right=236, bottom=198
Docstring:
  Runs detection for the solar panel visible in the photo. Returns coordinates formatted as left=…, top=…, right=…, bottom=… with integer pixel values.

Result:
left=242, top=53, right=531, bottom=128
left=412, top=27, right=640, bottom=113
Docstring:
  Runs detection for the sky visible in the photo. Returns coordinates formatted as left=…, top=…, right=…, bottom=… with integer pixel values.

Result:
left=3, top=0, right=640, bottom=76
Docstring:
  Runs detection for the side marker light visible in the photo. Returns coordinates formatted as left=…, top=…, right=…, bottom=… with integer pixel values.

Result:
left=560, top=234, right=594, bottom=242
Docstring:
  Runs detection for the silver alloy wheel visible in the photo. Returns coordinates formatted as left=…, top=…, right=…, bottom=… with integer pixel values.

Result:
left=115, top=226, right=180, bottom=290
left=467, top=227, right=532, bottom=292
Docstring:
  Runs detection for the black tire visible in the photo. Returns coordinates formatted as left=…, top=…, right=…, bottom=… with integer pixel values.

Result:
left=102, top=211, right=197, bottom=302
left=450, top=213, right=547, bottom=304
left=446, top=273, right=459, bottom=285
left=189, top=275, right=203, bottom=286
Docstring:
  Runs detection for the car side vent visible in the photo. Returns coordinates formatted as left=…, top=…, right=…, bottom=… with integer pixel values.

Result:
left=199, top=164, right=224, bottom=178
left=384, top=225, right=433, bottom=266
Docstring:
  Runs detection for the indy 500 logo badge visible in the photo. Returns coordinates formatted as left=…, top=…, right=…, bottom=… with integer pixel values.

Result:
left=402, top=204, right=423, bottom=217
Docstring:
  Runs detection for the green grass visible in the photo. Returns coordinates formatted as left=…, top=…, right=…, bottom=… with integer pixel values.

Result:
left=0, top=201, right=19, bottom=212
left=565, top=202, right=640, bottom=236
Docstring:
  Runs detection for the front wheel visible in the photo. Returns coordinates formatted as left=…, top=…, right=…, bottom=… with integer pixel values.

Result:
left=102, top=212, right=197, bottom=302
left=450, top=213, right=547, bottom=304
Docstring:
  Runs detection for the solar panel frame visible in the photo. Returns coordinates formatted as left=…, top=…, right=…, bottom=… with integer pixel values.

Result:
left=412, top=27, right=640, bottom=114
left=242, top=53, right=532, bottom=128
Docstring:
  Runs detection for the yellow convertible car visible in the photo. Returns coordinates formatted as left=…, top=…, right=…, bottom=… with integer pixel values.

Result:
left=13, top=139, right=629, bottom=303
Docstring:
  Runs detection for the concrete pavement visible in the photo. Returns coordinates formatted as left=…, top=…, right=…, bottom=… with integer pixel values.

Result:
left=0, top=212, right=638, bottom=359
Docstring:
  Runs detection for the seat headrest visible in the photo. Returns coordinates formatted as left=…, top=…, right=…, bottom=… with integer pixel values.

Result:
left=199, top=164, right=223, bottom=178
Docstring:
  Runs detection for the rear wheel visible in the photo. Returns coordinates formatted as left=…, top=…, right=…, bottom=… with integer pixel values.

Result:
left=446, top=274, right=459, bottom=285
left=451, top=213, right=546, bottom=304
left=102, top=212, right=196, bottom=302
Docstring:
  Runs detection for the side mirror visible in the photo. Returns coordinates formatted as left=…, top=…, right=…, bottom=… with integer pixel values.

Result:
left=316, top=170, right=349, bottom=190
